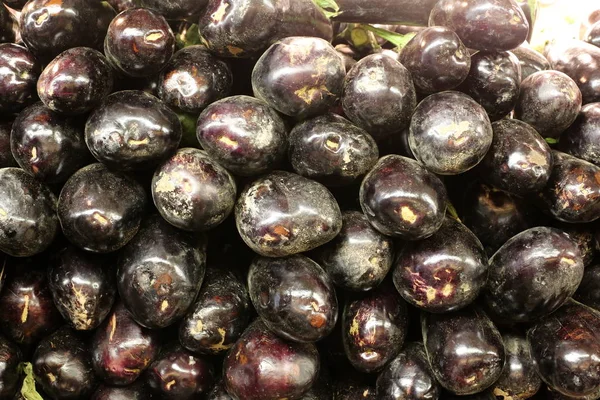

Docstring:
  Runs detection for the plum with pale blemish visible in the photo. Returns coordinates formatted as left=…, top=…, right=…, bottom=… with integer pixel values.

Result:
left=0, top=44, right=41, bottom=115
left=359, top=155, right=447, bottom=240
left=141, top=0, right=208, bottom=20
left=0, top=335, right=21, bottom=399
left=91, top=382, right=154, bottom=400
left=511, top=44, right=550, bottom=81
left=11, top=102, right=90, bottom=183
left=48, top=245, right=116, bottom=331
left=575, top=263, right=600, bottom=311
left=492, top=333, right=542, bottom=399
left=58, top=163, right=147, bottom=253
left=152, top=148, right=237, bottom=232
left=479, top=119, right=553, bottom=195
left=196, top=95, right=288, bottom=176
left=527, top=300, right=600, bottom=399
left=288, top=113, right=379, bottom=187
left=91, top=302, right=160, bottom=386
left=342, top=281, right=409, bottom=373
left=559, top=103, right=600, bottom=167
left=341, top=53, right=416, bottom=142
left=0, top=121, right=16, bottom=168
left=223, top=319, right=320, bottom=400
left=514, top=71, right=582, bottom=139
left=104, top=8, right=175, bottom=78
left=393, top=216, right=488, bottom=313
left=179, top=266, right=251, bottom=355
left=235, top=170, right=342, bottom=257
left=422, top=306, right=505, bottom=395
left=251, top=36, right=345, bottom=118
left=118, top=214, right=206, bottom=329
left=85, top=90, right=182, bottom=171
left=484, top=227, right=584, bottom=323
left=409, top=91, right=493, bottom=175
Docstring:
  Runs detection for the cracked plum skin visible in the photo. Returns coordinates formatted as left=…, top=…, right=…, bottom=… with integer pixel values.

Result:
left=359, top=155, right=447, bottom=240
left=0, top=334, right=22, bottom=399
left=492, top=333, right=542, bottom=399
left=0, top=44, right=41, bottom=115
left=235, top=170, right=342, bottom=257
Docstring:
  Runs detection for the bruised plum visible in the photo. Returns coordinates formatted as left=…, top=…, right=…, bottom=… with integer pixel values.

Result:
left=223, top=320, right=320, bottom=400
left=559, top=103, right=600, bottom=167
left=492, top=333, right=542, bottom=399
left=511, top=44, right=550, bottom=81
left=575, top=263, right=600, bottom=311
left=91, top=383, right=154, bottom=400
left=0, top=335, right=22, bottom=399
left=422, top=306, right=505, bottom=395
left=0, top=121, right=15, bottom=168
left=0, top=44, right=40, bottom=114
left=485, top=227, right=584, bottom=323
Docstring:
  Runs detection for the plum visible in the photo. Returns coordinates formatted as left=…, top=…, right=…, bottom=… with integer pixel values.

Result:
left=141, top=0, right=208, bottom=20
left=559, top=103, right=600, bottom=167
left=575, top=263, right=600, bottom=311
left=332, top=0, right=438, bottom=25
left=511, top=44, right=550, bottom=81
left=91, top=382, right=154, bottom=400
left=587, top=21, right=600, bottom=48
left=553, top=221, right=597, bottom=267
left=0, top=44, right=41, bottom=115
left=492, top=333, right=542, bottom=399
left=0, top=335, right=22, bottom=399
left=206, top=380, right=233, bottom=400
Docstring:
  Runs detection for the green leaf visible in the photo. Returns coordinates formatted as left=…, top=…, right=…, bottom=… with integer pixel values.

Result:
left=177, top=112, right=201, bottom=149
left=545, top=137, right=559, bottom=145
left=446, top=202, right=461, bottom=222
left=527, top=0, right=539, bottom=23
left=19, top=362, right=43, bottom=400
left=312, top=0, right=340, bottom=18
left=362, top=25, right=416, bottom=49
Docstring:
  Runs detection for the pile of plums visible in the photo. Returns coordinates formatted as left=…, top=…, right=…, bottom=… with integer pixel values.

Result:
left=1, top=0, right=600, bottom=399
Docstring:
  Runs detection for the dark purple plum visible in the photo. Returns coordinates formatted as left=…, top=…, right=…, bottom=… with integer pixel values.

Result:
left=92, top=302, right=160, bottom=386
left=37, top=47, right=113, bottom=115
left=104, top=8, right=174, bottom=78
left=575, top=263, right=600, bottom=311
left=553, top=221, right=597, bottom=267
left=492, top=333, right=542, bottom=399
left=399, top=26, right=471, bottom=95
left=0, top=5, right=15, bottom=44
left=118, top=215, right=206, bottom=329
left=393, top=216, right=488, bottom=313
left=85, top=90, right=182, bottom=171
left=141, top=0, right=208, bottom=20
left=332, top=0, right=438, bottom=24
left=559, top=103, right=600, bottom=166
left=58, top=163, right=147, bottom=253
left=0, top=44, right=40, bottom=115
left=429, top=0, right=529, bottom=51
left=511, top=44, right=550, bottom=81
left=252, top=36, right=345, bottom=118
left=11, top=102, right=89, bottom=183
left=196, top=95, right=287, bottom=176
left=91, top=382, right=154, bottom=400
left=0, top=335, right=22, bottom=399
left=206, top=380, right=233, bottom=400
left=587, top=20, right=600, bottom=48
left=0, top=168, right=57, bottom=257
left=223, top=320, right=320, bottom=400
left=341, top=53, right=416, bottom=142
left=152, top=148, right=236, bottom=232
left=359, top=155, right=447, bottom=240
left=485, top=227, right=584, bottom=323
left=0, top=121, right=16, bottom=168
left=422, top=306, right=505, bottom=395
left=299, top=367, right=332, bottom=400
left=288, top=113, right=379, bottom=186
left=179, top=267, right=251, bottom=355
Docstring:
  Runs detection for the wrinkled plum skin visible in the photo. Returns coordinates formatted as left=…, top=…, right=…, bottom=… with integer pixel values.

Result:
left=485, top=227, right=584, bottom=323
left=118, top=215, right=207, bottom=329
left=223, top=320, right=320, bottom=400
left=511, top=44, right=550, bottom=81
left=527, top=300, right=600, bottom=398
left=91, top=383, right=153, bottom=400
left=575, top=263, right=600, bottom=311
left=196, top=95, right=288, bottom=176
left=393, top=217, right=488, bottom=313
left=493, top=333, right=542, bottom=399
left=104, top=8, right=175, bottom=78
left=0, top=6, right=15, bottom=44
left=559, top=103, right=600, bottom=166
left=0, top=121, right=16, bottom=167
left=429, top=0, right=529, bottom=52
left=289, top=114, right=379, bottom=186
left=37, top=47, right=113, bottom=116
left=235, top=170, right=342, bottom=257
left=342, top=54, right=416, bottom=141
left=409, top=91, right=493, bottom=175
left=252, top=37, right=345, bottom=118
left=0, top=44, right=40, bottom=115
left=249, top=255, right=338, bottom=343
left=359, top=155, right=447, bottom=240
left=0, top=335, right=22, bottom=399
left=422, top=307, right=505, bottom=395
left=0, top=168, right=58, bottom=257
left=152, top=148, right=237, bottom=232
left=459, top=51, right=522, bottom=121
left=92, top=302, right=160, bottom=386
left=58, top=163, right=147, bottom=253
left=85, top=90, right=182, bottom=171
left=141, top=0, right=208, bottom=20
left=33, top=327, right=97, bottom=400
left=11, top=102, right=89, bottom=183
left=313, top=210, right=394, bottom=292
left=179, top=267, right=251, bottom=355
left=48, top=246, right=116, bottom=331
left=479, top=119, right=553, bottom=195
left=342, top=282, right=409, bottom=373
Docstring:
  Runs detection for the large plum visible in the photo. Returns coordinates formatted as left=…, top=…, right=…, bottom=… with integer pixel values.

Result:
left=0, top=44, right=41, bottom=115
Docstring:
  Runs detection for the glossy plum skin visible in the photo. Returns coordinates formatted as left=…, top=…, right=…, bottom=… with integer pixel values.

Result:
left=575, top=263, right=600, bottom=311
left=422, top=307, right=505, bottom=395
left=289, top=114, right=379, bottom=186
left=141, top=0, right=208, bottom=20
left=485, top=227, right=584, bottom=323
left=587, top=21, right=600, bottom=48
left=393, top=217, right=488, bottom=313
left=0, top=121, right=16, bottom=168
left=341, top=53, right=416, bottom=142
left=527, top=300, right=600, bottom=398
left=559, top=103, right=600, bottom=166
left=252, top=36, right=345, bottom=118
left=11, top=102, right=89, bottom=183
left=196, top=95, right=288, bottom=176
left=511, top=44, right=550, bottom=81
left=91, top=302, right=160, bottom=386
left=152, top=148, right=237, bottom=232
left=492, top=333, right=542, bottom=399
left=429, top=0, right=529, bottom=52
left=179, top=267, right=251, bottom=355
left=0, top=168, right=58, bottom=257
left=85, top=90, right=182, bottom=171
left=359, top=155, right=447, bottom=240
left=223, top=320, right=320, bottom=400
left=0, top=44, right=41, bottom=115
left=91, top=383, right=154, bottom=400
left=0, top=335, right=21, bottom=399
